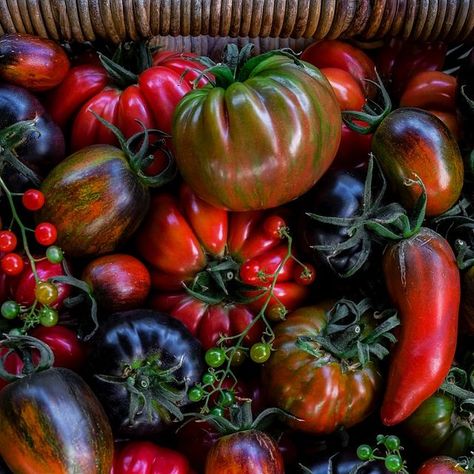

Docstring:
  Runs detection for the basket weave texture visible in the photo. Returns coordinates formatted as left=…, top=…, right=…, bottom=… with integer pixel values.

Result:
left=0, top=1, right=473, bottom=53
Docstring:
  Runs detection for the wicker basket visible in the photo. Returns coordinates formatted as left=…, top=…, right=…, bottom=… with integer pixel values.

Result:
left=0, top=0, right=472, bottom=58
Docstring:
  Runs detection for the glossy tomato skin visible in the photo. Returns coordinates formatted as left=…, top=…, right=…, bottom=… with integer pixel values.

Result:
left=402, top=393, right=473, bottom=458
left=112, top=441, right=192, bottom=474
left=0, top=84, right=65, bottom=191
left=417, top=457, right=466, bottom=474
left=173, top=56, right=341, bottom=211
left=0, top=368, right=113, bottom=473
left=372, top=108, right=464, bottom=216
left=262, top=305, right=382, bottom=434
left=9, top=258, right=70, bottom=308
left=46, top=65, right=109, bottom=128
left=301, top=40, right=376, bottom=96
left=297, top=168, right=367, bottom=277
left=82, top=254, right=151, bottom=312
left=381, top=228, right=460, bottom=426
left=320, top=67, right=365, bottom=111
left=47, top=51, right=207, bottom=150
left=139, top=185, right=310, bottom=349
left=88, top=309, right=204, bottom=438
left=0, top=34, right=70, bottom=91
left=30, top=326, right=87, bottom=373
left=38, top=145, right=149, bottom=257
left=205, top=430, right=284, bottom=474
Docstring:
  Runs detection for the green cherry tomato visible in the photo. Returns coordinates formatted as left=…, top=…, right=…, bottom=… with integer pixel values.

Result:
left=385, top=454, right=403, bottom=472
left=39, top=307, right=59, bottom=327
left=357, top=444, right=373, bottom=461
left=35, top=281, right=59, bottom=306
left=230, top=348, right=246, bottom=367
left=188, top=386, right=204, bottom=402
left=218, top=390, right=235, bottom=408
left=202, top=373, right=216, bottom=385
left=8, top=328, right=23, bottom=336
left=250, top=342, right=272, bottom=363
left=384, top=435, right=401, bottom=451
left=205, top=348, right=226, bottom=368
left=376, top=434, right=386, bottom=444
left=210, top=407, right=224, bottom=417
left=1, top=301, right=20, bottom=320
left=45, top=246, right=64, bottom=264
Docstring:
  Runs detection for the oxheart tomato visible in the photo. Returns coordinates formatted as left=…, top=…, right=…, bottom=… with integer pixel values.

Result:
left=0, top=337, right=113, bottom=474
left=262, top=305, right=382, bottom=434
left=381, top=228, right=460, bottom=425
left=137, top=184, right=311, bottom=349
left=301, top=40, right=376, bottom=97
left=0, top=33, right=70, bottom=91
left=0, top=84, right=65, bottom=191
left=372, top=108, right=464, bottom=216
left=205, top=430, right=284, bottom=474
left=417, top=457, right=468, bottom=473
left=172, top=51, right=341, bottom=211
left=112, top=441, right=192, bottom=474
left=87, top=310, right=204, bottom=438
left=47, top=50, right=208, bottom=150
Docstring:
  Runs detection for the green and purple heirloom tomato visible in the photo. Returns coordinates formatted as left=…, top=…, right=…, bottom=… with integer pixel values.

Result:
left=172, top=49, right=341, bottom=211
left=38, top=145, right=149, bottom=257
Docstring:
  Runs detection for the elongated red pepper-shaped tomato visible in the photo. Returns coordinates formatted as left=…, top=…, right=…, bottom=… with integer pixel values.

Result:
left=381, top=227, right=460, bottom=425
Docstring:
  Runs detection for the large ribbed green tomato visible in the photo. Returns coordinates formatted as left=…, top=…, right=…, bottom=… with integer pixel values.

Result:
left=172, top=53, right=341, bottom=211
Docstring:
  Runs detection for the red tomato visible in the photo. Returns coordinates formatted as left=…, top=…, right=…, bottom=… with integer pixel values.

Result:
left=381, top=228, right=460, bottom=425
left=46, top=51, right=208, bottom=150
left=417, top=456, right=467, bottom=473
left=138, top=184, right=311, bottom=349
left=112, top=441, right=192, bottom=474
left=30, top=326, right=87, bottom=373
left=301, top=40, right=377, bottom=96
left=400, top=71, right=457, bottom=112
left=320, top=67, right=365, bottom=111
left=391, top=41, right=448, bottom=97
left=332, top=121, right=372, bottom=169
left=9, top=259, right=70, bottom=309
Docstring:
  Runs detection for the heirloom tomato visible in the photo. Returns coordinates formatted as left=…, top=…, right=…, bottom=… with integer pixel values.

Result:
left=262, top=303, right=386, bottom=434
left=0, top=84, right=65, bottom=191
left=0, top=336, right=113, bottom=474
left=402, top=393, right=473, bottom=458
left=381, top=228, right=460, bottom=425
left=112, top=441, right=192, bottom=474
left=172, top=47, right=341, bottom=211
left=138, top=184, right=311, bottom=349
left=301, top=40, right=376, bottom=96
left=47, top=49, right=208, bottom=149
left=87, top=309, right=204, bottom=438
left=417, top=457, right=469, bottom=473
left=371, top=108, right=464, bottom=216
left=82, top=254, right=151, bottom=312
left=0, top=33, right=70, bottom=91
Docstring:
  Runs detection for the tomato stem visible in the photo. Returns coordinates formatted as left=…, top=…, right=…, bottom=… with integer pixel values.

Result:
left=0, top=176, right=38, bottom=281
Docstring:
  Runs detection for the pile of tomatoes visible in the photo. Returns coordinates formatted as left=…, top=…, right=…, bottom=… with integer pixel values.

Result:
left=0, top=31, right=472, bottom=474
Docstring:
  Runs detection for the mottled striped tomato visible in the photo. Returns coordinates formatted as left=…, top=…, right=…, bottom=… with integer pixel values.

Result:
left=172, top=49, right=341, bottom=211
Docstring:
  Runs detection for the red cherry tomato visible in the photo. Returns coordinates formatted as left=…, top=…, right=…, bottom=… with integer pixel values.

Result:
left=30, top=326, right=87, bottom=373
left=112, top=441, right=192, bottom=474
left=0, top=231, right=17, bottom=253
left=1, top=253, right=24, bottom=276
left=22, top=189, right=45, bottom=211
left=34, top=222, right=57, bottom=246
left=320, top=67, right=365, bottom=111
